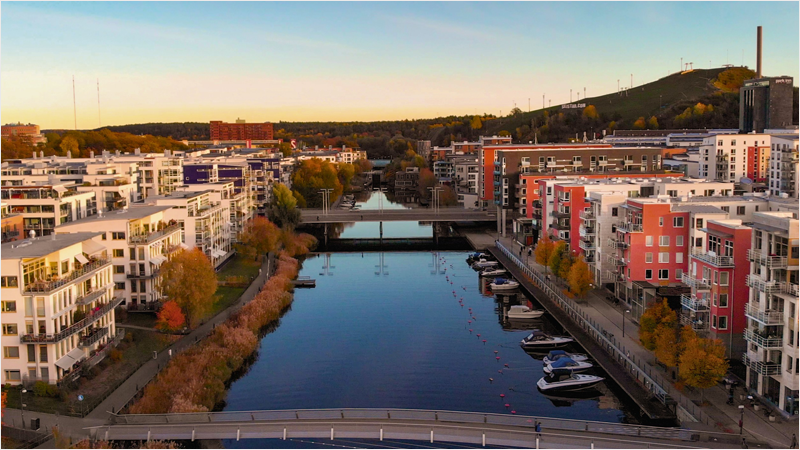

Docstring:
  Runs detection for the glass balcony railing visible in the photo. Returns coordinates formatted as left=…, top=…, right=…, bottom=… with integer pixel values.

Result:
left=742, top=353, right=781, bottom=375
left=747, top=250, right=788, bottom=268
left=680, top=314, right=708, bottom=332
left=743, top=329, right=783, bottom=349
left=745, top=302, right=784, bottom=325
left=23, top=258, right=111, bottom=294
left=681, top=273, right=711, bottom=290
left=129, top=223, right=181, bottom=244
left=616, top=222, right=643, bottom=233
left=681, top=294, right=709, bottom=311
left=20, top=297, right=123, bottom=343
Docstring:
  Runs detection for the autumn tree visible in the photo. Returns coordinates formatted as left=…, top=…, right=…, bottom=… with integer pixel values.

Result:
left=470, top=115, right=483, bottom=130
left=59, top=136, right=79, bottom=156
left=558, top=252, right=574, bottom=280
left=547, top=241, right=568, bottom=277
left=159, top=248, right=217, bottom=328
left=498, top=130, right=511, bottom=137
left=633, top=117, right=646, bottom=130
left=638, top=298, right=677, bottom=350
left=679, top=335, right=729, bottom=403
left=417, top=168, right=438, bottom=199
left=236, top=217, right=280, bottom=260
left=439, top=185, right=459, bottom=207
left=290, top=159, right=343, bottom=208
left=568, top=257, right=593, bottom=298
left=654, top=325, right=679, bottom=368
left=278, top=142, right=293, bottom=157
left=155, top=301, right=186, bottom=332
left=354, top=158, right=373, bottom=174
left=647, top=116, right=659, bottom=130
left=268, top=183, right=301, bottom=230
left=582, top=105, right=599, bottom=120
left=534, top=235, right=557, bottom=272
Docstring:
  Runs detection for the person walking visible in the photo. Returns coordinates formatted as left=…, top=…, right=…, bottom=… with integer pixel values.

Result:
left=535, top=421, right=542, bottom=438
left=790, top=434, right=797, bottom=448
left=741, top=437, right=747, bottom=449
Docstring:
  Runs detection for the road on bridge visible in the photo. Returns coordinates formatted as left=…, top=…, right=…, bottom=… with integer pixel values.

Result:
left=300, top=208, right=496, bottom=224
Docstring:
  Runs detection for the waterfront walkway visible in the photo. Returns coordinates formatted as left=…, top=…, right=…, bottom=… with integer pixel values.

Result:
left=484, top=232, right=797, bottom=448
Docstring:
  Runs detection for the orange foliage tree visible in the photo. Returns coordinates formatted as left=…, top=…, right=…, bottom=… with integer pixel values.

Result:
left=159, top=248, right=217, bottom=328
left=155, top=301, right=186, bottom=332
left=236, top=217, right=280, bottom=261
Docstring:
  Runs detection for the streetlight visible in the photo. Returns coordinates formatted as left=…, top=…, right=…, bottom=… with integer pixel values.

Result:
left=20, top=388, right=27, bottom=429
left=622, top=309, right=631, bottom=338
left=319, top=189, right=333, bottom=215
left=738, top=404, right=745, bottom=434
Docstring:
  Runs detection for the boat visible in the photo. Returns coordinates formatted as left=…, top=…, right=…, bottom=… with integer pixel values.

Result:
left=537, top=369, right=605, bottom=392
left=489, top=278, right=519, bottom=291
left=507, top=304, right=545, bottom=319
left=466, top=252, right=490, bottom=263
left=472, top=259, right=499, bottom=269
left=520, top=330, right=573, bottom=349
left=480, top=268, right=508, bottom=277
left=543, top=357, right=594, bottom=374
left=543, top=350, right=589, bottom=365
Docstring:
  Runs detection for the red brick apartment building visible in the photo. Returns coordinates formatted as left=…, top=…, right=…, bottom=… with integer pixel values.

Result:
left=746, top=145, right=771, bottom=182
left=210, top=120, right=274, bottom=141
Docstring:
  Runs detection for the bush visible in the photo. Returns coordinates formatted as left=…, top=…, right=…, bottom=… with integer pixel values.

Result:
left=33, top=381, right=59, bottom=398
left=123, top=332, right=134, bottom=343
left=108, top=349, right=123, bottom=362
left=114, top=307, right=127, bottom=323
left=72, top=309, right=87, bottom=323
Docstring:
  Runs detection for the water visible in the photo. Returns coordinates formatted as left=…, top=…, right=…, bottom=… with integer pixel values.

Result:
left=222, top=252, right=636, bottom=447
left=337, top=190, right=432, bottom=239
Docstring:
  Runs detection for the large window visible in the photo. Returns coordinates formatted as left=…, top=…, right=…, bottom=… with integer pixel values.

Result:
left=3, top=346, right=19, bottom=358
left=719, top=294, right=728, bottom=308
left=4, top=370, right=21, bottom=382
left=673, top=217, right=684, bottom=228
left=708, top=235, right=721, bottom=254
left=658, top=269, right=669, bottom=280
left=1, top=301, right=16, bottom=312
left=720, top=272, right=729, bottom=286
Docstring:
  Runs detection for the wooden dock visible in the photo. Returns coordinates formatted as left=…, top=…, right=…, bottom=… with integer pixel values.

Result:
left=291, top=277, right=316, bottom=288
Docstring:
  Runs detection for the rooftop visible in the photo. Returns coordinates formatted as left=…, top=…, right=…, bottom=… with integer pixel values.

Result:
left=2, top=232, right=103, bottom=259
left=60, top=205, right=172, bottom=226
left=670, top=204, right=727, bottom=214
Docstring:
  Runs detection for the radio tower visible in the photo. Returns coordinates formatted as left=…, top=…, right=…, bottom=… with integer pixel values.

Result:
left=97, top=79, right=101, bottom=128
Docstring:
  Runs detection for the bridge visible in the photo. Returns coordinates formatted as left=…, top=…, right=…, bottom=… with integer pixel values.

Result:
left=300, top=207, right=496, bottom=224
left=86, top=409, right=748, bottom=449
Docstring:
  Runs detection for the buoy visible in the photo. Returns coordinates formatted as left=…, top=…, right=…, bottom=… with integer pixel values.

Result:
left=469, top=329, right=473, bottom=332
left=498, top=370, right=503, bottom=373
left=500, top=394, right=505, bottom=398
left=504, top=364, right=509, bottom=368
left=504, top=404, right=510, bottom=408
left=482, top=340, right=487, bottom=343
left=489, top=378, right=494, bottom=382
left=496, top=356, right=501, bottom=360
left=468, top=320, right=472, bottom=324
left=511, top=411, right=517, bottom=414
left=476, top=334, right=481, bottom=337
left=494, top=350, right=498, bottom=354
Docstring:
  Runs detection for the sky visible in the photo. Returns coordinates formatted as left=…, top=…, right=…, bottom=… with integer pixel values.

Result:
left=2, top=1, right=798, bottom=129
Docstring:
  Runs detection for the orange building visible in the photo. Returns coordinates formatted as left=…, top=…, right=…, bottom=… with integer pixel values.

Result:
left=1, top=123, right=45, bottom=144
left=745, top=145, right=770, bottom=182
left=1, top=204, right=23, bottom=243
left=210, top=119, right=273, bottom=141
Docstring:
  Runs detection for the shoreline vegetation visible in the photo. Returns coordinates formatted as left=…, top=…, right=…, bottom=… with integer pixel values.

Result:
left=128, top=232, right=317, bottom=414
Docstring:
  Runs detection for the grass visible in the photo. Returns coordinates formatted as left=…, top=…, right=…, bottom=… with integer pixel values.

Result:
left=209, top=254, right=262, bottom=318
left=120, top=311, right=157, bottom=329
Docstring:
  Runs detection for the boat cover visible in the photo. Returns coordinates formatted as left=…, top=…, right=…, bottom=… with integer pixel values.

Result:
left=550, top=357, right=576, bottom=368
left=547, top=350, right=568, bottom=359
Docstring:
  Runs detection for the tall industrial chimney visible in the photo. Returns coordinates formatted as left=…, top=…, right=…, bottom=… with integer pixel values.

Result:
left=756, top=26, right=762, bottom=78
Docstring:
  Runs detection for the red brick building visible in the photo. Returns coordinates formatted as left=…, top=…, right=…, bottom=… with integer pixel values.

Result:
left=746, top=145, right=770, bottom=182
left=210, top=120, right=273, bottom=141
left=1, top=123, right=45, bottom=144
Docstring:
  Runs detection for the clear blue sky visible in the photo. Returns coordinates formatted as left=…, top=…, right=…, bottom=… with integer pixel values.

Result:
left=2, top=1, right=798, bottom=129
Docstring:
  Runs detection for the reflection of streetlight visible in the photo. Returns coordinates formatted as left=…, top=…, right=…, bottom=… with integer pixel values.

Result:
left=21, top=388, right=27, bottom=429
left=622, top=309, right=631, bottom=338
left=738, top=404, right=745, bottom=434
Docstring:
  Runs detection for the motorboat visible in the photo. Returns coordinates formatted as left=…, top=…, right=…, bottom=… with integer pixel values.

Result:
left=537, top=369, right=604, bottom=392
left=543, top=350, right=589, bottom=365
left=480, top=268, right=508, bottom=277
left=520, top=330, right=573, bottom=349
left=489, top=278, right=519, bottom=291
left=472, top=259, right=499, bottom=269
left=543, top=357, right=594, bottom=374
left=507, top=304, right=545, bottom=319
left=466, top=252, right=491, bottom=263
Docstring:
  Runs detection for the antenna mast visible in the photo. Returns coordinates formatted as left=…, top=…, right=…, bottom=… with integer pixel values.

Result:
left=97, top=79, right=101, bottom=128
left=73, top=76, right=77, bottom=130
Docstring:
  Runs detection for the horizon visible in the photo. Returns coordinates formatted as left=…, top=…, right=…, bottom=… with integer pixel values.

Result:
left=2, top=2, right=798, bottom=129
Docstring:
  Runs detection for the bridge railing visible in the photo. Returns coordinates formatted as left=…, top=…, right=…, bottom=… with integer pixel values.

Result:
left=494, top=242, right=713, bottom=426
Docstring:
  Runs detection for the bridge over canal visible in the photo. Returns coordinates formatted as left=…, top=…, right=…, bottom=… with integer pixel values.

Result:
left=299, top=207, right=496, bottom=224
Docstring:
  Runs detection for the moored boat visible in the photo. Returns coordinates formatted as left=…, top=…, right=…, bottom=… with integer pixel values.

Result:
left=542, top=350, right=589, bottom=365
left=537, top=369, right=604, bottom=392
left=472, top=259, right=499, bottom=269
left=480, top=268, right=508, bottom=277
left=489, top=277, right=519, bottom=291
left=543, top=357, right=594, bottom=374
left=507, top=304, right=545, bottom=319
left=520, top=330, right=573, bottom=349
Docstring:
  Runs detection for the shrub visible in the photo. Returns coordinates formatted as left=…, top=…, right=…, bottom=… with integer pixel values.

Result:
left=114, top=307, right=127, bottom=323
left=33, top=381, right=59, bottom=398
left=109, top=349, right=123, bottom=362
left=123, top=332, right=134, bottom=343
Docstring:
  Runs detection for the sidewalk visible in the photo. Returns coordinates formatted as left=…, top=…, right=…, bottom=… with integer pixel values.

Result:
left=497, top=235, right=796, bottom=448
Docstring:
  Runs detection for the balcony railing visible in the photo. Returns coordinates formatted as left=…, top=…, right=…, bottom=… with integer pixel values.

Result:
left=680, top=314, right=708, bottom=332
left=76, top=284, right=113, bottom=306
left=579, top=226, right=595, bottom=237
left=552, top=210, right=571, bottom=218
left=746, top=275, right=781, bottom=293
left=616, top=222, right=643, bottom=233
left=549, top=221, right=570, bottom=231
left=608, top=238, right=629, bottom=249
left=129, top=224, right=181, bottom=244
left=23, top=258, right=111, bottom=294
left=79, top=327, right=109, bottom=347
left=681, top=273, right=711, bottom=290
left=743, top=329, right=783, bottom=349
left=742, top=353, right=781, bottom=375
left=747, top=250, right=788, bottom=269
left=579, top=210, right=595, bottom=221
left=20, top=297, right=123, bottom=343
left=127, top=268, right=160, bottom=279
left=745, top=302, right=784, bottom=325
left=579, top=239, right=596, bottom=251
left=681, top=294, right=709, bottom=311
left=691, top=250, right=734, bottom=267
left=608, top=255, right=627, bottom=266
left=779, top=283, right=799, bottom=297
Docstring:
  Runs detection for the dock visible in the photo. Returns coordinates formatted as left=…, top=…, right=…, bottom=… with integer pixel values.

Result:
left=291, top=276, right=316, bottom=288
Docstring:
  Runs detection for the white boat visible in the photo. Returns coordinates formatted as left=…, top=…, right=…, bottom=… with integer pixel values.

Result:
left=480, top=268, right=508, bottom=277
left=507, top=305, right=545, bottom=319
left=543, top=357, right=594, bottom=374
left=466, top=252, right=491, bottom=263
left=489, top=278, right=519, bottom=291
left=520, top=330, right=573, bottom=349
left=472, top=259, right=499, bottom=269
left=542, top=350, right=589, bottom=365
left=537, top=369, right=604, bottom=392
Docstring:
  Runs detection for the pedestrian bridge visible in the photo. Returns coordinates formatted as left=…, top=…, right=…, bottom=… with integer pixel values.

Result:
left=87, top=408, right=743, bottom=448
left=300, top=208, right=496, bottom=224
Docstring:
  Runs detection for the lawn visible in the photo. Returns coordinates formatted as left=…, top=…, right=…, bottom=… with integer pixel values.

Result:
left=209, top=254, right=262, bottom=317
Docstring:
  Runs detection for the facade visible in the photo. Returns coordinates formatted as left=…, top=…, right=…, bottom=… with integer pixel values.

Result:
left=1, top=185, right=97, bottom=237
left=177, top=182, right=251, bottom=238
left=433, top=161, right=454, bottom=182
left=210, top=120, right=274, bottom=141
left=739, top=77, right=795, bottom=133
left=1, top=203, right=23, bottom=244
left=1, top=123, right=45, bottom=144
left=453, top=158, right=480, bottom=193
left=768, top=135, right=799, bottom=199
left=699, top=134, right=771, bottom=182
left=744, top=212, right=799, bottom=416
left=746, top=145, right=771, bottom=183
left=1, top=232, right=121, bottom=385
left=395, top=167, right=420, bottom=193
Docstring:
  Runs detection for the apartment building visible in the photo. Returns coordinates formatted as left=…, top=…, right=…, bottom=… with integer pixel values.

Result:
left=453, top=157, right=480, bottom=193
left=57, top=206, right=183, bottom=311
left=1, top=232, right=121, bottom=385
left=699, top=134, right=771, bottom=182
left=120, top=151, right=183, bottom=199
left=768, top=134, right=799, bottom=199
left=433, top=161, right=454, bottom=182
left=2, top=203, right=23, bottom=244
left=1, top=123, right=45, bottom=144
left=209, top=120, right=274, bottom=141
left=746, top=145, right=771, bottom=183
left=177, top=182, right=251, bottom=238
left=744, top=212, right=799, bottom=416
left=1, top=185, right=97, bottom=237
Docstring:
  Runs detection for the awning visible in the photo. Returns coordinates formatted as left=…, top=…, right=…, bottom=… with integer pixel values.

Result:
left=75, top=253, right=90, bottom=264
left=53, top=186, right=67, bottom=193
left=54, top=347, right=85, bottom=370
left=150, top=255, right=167, bottom=265
left=82, top=239, right=106, bottom=256
left=212, top=249, right=226, bottom=259
left=179, top=243, right=189, bottom=250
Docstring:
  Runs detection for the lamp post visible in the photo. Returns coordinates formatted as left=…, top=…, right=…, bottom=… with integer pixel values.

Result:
left=319, top=189, right=333, bottom=215
left=622, top=309, right=631, bottom=338
left=20, top=388, right=27, bottom=429
left=738, top=404, right=745, bottom=434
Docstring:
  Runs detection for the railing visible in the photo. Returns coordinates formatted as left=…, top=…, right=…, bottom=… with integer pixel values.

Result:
left=608, top=238, right=628, bottom=249
left=552, top=210, right=570, bottom=218
left=608, top=255, right=627, bottom=266
left=579, top=210, right=594, bottom=221
left=76, top=284, right=113, bottom=306
left=128, top=224, right=181, bottom=244
left=779, top=283, right=799, bottom=297
left=743, top=329, right=783, bottom=349
left=746, top=275, right=781, bottom=293
left=744, top=303, right=784, bottom=325
left=690, top=250, right=734, bottom=267
left=747, top=250, right=788, bottom=269
left=19, top=297, right=124, bottom=343
left=80, top=327, right=109, bottom=347
left=742, top=353, right=781, bottom=375
left=549, top=221, right=569, bottom=231
left=578, top=239, right=595, bottom=251
left=616, top=222, right=642, bottom=233
left=23, top=258, right=111, bottom=294
left=579, top=226, right=595, bottom=237
left=127, top=268, right=160, bottom=279
left=680, top=294, right=708, bottom=311
left=679, top=314, right=708, bottom=332
left=681, top=273, right=710, bottom=290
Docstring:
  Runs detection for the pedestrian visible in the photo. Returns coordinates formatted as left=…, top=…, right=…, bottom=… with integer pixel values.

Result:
left=727, top=393, right=734, bottom=405
left=519, top=247, right=523, bottom=257
left=741, top=437, right=747, bottom=449
left=535, top=421, right=542, bottom=438
left=791, top=434, right=797, bottom=448
left=738, top=419, right=743, bottom=434
left=528, top=247, right=532, bottom=257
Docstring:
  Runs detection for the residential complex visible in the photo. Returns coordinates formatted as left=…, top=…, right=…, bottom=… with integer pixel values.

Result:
left=210, top=119, right=274, bottom=141
left=1, top=123, right=46, bottom=144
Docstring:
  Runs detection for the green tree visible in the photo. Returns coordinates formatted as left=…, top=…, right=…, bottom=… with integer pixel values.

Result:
left=279, top=142, right=293, bottom=157
left=568, top=257, right=593, bottom=298
left=638, top=298, right=677, bottom=351
left=547, top=241, right=568, bottom=277
left=59, top=136, right=79, bottom=156
left=290, top=159, right=343, bottom=208
left=633, top=117, right=646, bottom=130
left=159, top=249, right=217, bottom=328
left=534, top=235, right=557, bottom=272
left=679, top=335, right=729, bottom=404
left=268, top=183, right=301, bottom=230
left=236, top=217, right=280, bottom=260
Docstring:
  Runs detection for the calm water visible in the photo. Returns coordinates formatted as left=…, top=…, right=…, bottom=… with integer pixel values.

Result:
left=338, top=191, right=432, bottom=239
left=222, top=252, right=635, bottom=448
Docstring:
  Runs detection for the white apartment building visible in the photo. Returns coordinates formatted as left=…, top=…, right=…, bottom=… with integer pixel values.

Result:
left=744, top=212, right=799, bottom=416
left=454, top=159, right=480, bottom=193
left=1, top=185, right=97, bottom=237
left=337, top=149, right=367, bottom=164
left=1, top=232, right=121, bottom=385
left=176, top=182, right=251, bottom=238
left=116, top=150, right=183, bottom=199
left=57, top=206, right=183, bottom=311
left=768, top=134, right=799, bottom=199
left=699, top=134, right=771, bottom=182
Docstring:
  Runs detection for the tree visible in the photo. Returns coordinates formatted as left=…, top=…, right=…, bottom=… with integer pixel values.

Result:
left=547, top=241, right=568, bottom=277
left=290, top=159, right=343, bottom=208
left=470, top=115, right=483, bottom=130
left=155, top=301, right=186, bottom=332
left=558, top=252, right=574, bottom=280
left=510, top=107, right=523, bottom=117
left=638, top=298, right=677, bottom=350
left=654, top=325, right=678, bottom=368
left=439, top=185, right=458, bottom=207
left=417, top=168, right=437, bottom=199
left=633, top=117, right=646, bottom=130
left=534, top=235, right=556, bottom=272
left=679, top=335, right=729, bottom=403
left=59, top=136, right=79, bottom=156
left=268, top=183, right=301, bottom=230
left=236, top=217, right=280, bottom=260
left=582, top=105, right=599, bottom=120
left=159, top=248, right=217, bottom=328
left=337, top=163, right=356, bottom=191
left=354, top=158, right=373, bottom=174
left=647, top=116, right=659, bottom=130
left=498, top=130, right=511, bottom=137
left=568, top=258, right=593, bottom=298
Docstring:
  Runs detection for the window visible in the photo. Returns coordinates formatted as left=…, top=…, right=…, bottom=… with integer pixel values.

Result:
left=676, top=268, right=683, bottom=280
left=718, top=315, right=728, bottom=330
left=676, top=253, right=683, bottom=264
left=114, top=265, right=125, bottom=274
left=112, top=249, right=124, bottom=258
left=112, top=232, right=125, bottom=240
left=737, top=206, right=745, bottom=215
left=611, top=207, right=618, bottom=217
left=712, top=314, right=717, bottom=328
left=645, top=269, right=653, bottom=279
left=2, top=324, right=17, bottom=335
left=130, top=248, right=136, bottom=260
left=719, top=294, right=728, bottom=308
left=676, top=236, right=684, bottom=247
left=646, top=236, right=653, bottom=246
left=660, top=236, right=670, bottom=246
left=39, top=346, right=47, bottom=363
left=101, top=233, right=107, bottom=240
left=720, top=272, right=729, bottom=286
left=721, top=206, right=730, bottom=213
left=695, top=237, right=703, bottom=248
left=4, top=370, right=20, bottom=382
left=40, top=367, right=49, bottom=380
left=659, top=217, right=664, bottom=227
left=659, top=252, right=670, bottom=263
left=645, top=252, right=653, bottom=263
left=696, top=218, right=703, bottom=229
left=0, top=276, right=18, bottom=288
left=27, top=344, right=35, bottom=362
left=1, top=301, right=16, bottom=312
left=115, top=282, right=126, bottom=290
left=673, top=217, right=684, bottom=228
left=3, top=346, right=19, bottom=358
left=659, top=269, right=669, bottom=280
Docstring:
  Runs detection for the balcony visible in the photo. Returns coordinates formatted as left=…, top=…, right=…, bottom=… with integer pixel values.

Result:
left=127, top=268, right=160, bottom=279
left=549, top=221, right=570, bottom=231
left=780, top=283, right=799, bottom=297
left=532, top=199, right=542, bottom=208
left=742, top=353, right=781, bottom=376
left=616, top=222, right=643, bottom=233
left=747, top=250, right=788, bottom=269
left=745, top=302, right=784, bottom=325
left=20, top=297, right=123, bottom=343
left=23, top=258, right=111, bottom=294
left=608, top=238, right=629, bottom=249
left=579, top=210, right=595, bottom=221
left=76, top=284, right=113, bottom=306
left=743, top=329, right=783, bottom=349
left=609, top=255, right=627, bottom=266
left=552, top=210, right=571, bottom=218
left=681, top=294, right=709, bottom=311
left=579, top=239, right=596, bottom=251
left=579, top=226, right=595, bottom=237
left=493, top=170, right=501, bottom=176
left=691, top=250, right=734, bottom=267
left=681, top=273, right=711, bottom=290
left=129, top=223, right=181, bottom=244
left=746, top=275, right=781, bottom=293
left=79, top=327, right=109, bottom=347
left=680, top=314, right=708, bottom=332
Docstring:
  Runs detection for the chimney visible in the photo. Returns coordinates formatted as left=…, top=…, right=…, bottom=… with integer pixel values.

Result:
left=116, top=149, right=120, bottom=156
left=134, top=148, right=141, bottom=155
left=40, top=150, right=44, bottom=158
left=757, top=26, right=762, bottom=78
left=90, top=150, right=94, bottom=158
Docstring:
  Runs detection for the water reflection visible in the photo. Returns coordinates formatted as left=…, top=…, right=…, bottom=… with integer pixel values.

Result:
left=336, top=191, right=433, bottom=239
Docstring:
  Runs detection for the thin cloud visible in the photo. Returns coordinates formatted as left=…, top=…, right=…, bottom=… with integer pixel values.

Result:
left=380, top=13, right=500, bottom=42
left=252, top=32, right=366, bottom=55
